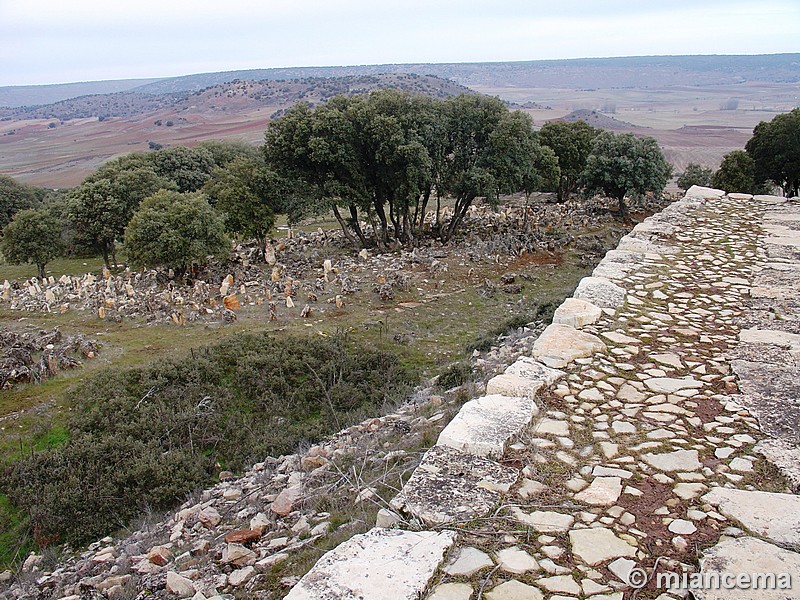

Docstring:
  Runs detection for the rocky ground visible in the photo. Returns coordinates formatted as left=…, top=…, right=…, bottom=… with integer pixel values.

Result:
left=283, top=188, right=800, bottom=600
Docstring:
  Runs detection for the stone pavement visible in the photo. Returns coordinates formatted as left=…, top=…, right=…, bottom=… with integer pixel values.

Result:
left=285, top=187, right=800, bottom=600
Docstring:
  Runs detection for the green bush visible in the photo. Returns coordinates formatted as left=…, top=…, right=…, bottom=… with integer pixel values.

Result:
left=1, top=332, right=414, bottom=548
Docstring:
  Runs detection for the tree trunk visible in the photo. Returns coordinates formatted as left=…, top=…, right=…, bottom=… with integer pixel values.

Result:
left=100, top=246, right=110, bottom=269
left=332, top=205, right=359, bottom=247
left=373, top=201, right=391, bottom=247
left=111, top=245, right=118, bottom=268
left=37, top=263, right=46, bottom=280
left=348, top=205, right=369, bottom=248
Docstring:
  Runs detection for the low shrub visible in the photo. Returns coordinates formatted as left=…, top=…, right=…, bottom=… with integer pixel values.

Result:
left=1, top=332, right=414, bottom=548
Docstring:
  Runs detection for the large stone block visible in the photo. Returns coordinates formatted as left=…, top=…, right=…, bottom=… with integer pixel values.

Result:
left=573, top=276, right=626, bottom=309
left=438, top=394, right=538, bottom=457
left=390, top=445, right=519, bottom=526
left=486, top=373, right=545, bottom=398
left=702, top=487, right=800, bottom=545
left=532, top=323, right=607, bottom=368
left=504, top=357, right=564, bottom=385
left=553, top=297, right=602, bottom=328
left=285, top=528, right=455, bottom=600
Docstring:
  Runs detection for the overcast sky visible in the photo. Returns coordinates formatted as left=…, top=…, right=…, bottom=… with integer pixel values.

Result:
left=1, top=0, right=798, bottom=87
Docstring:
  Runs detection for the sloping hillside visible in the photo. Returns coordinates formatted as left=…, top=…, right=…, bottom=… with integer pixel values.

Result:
left=0, top=74, right=473, bottom=121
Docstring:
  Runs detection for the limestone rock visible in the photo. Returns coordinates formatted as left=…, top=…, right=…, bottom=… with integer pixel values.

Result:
left=532, top=323, right=607, bottom=369
left=444, top=547, right=494, bottom=576
left=390, top=445, right=519, bottom=525
left=702, top=487, right=800, bottom=545
left=574, top=476, right=622, bottom=506
left=509, top=508, right=574, bottom=533
left=437, top=394, right=538, bottom=457
left=573, top=276, right=626, bottom=309
left=694, top=537, right=800, bottom=600
left=643, top=449, right=701, bottom=472
left=271, top=484, right=303, bottom=516
left=485, top=579, right=543, bottom=600
left=166, top=571, right=195, bottom=597
left=486, top=373, right=545, bottom=398
left=284, top=528, right=454, bottom=600
left=553, top=297, right=602, bottom=328
left=496, top=546, right=539, bottom=574
left=504, top=357, right=564, bottom=385
left=568, top=527, right=637, bottom=565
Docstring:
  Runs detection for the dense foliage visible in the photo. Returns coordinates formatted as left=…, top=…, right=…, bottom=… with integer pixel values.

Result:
left=124, top=190, right=230, bottom=277
left=582, top=132, right=672, bottom=215
left=263, top=90, right=559, bottom=247
left=2, top=332, right=415, bottom=547
left=711, top=150, right=758, bottom=194
left=0, top=175, right=40, bottom=230
left=0, top=209, right=62, bottom=279
left=538, top=120, right=600, bottom=202
left=745, top=107, right=800, bottom=197
left=676, top=163, right=713, bottom=190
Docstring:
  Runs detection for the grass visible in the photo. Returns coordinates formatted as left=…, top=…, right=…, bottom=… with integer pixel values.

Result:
left=0, top=255, right=108, bottom=282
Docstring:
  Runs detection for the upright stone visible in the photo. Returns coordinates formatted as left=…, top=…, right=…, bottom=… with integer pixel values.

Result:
left=573, top=276, right=626, bottom=309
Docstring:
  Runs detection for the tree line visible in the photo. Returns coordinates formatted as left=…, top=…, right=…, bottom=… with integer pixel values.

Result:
left=2, top=92, right=797, bottom=279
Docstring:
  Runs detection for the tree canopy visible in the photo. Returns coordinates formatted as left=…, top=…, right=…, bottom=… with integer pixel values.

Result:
left=539, top=120, right=600, bottom=202
left=745, top=107, right=800, bottom=197
left=1, top=209, right=62, bottom=279
left=677, top=163, right=713, bottom=190
left=68, top=163, right=175, bottom=267
left=204, top=157, right=282, bottom=261
left=264, top=90, right=558, bottom=247
left=582, top=132, right=672, bottom=215
left=0, top=175, right=40, bottom=230
left=711, top=150, right=757, bottom=194
left=124, top=190, right=229, bottom=277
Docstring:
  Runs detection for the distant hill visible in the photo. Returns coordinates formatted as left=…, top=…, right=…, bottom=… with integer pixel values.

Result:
left=1, top=54, right=797, bottom=109
left=558, top=109, right=635, bottom=130
left=132, top=54, right=800, bottom=94
left=0, top=78, right=164, bottom=108
left=0, top=74, right=474, bottom=121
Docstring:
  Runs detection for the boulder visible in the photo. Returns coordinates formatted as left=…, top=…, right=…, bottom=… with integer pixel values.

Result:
left=552, top=297, right=602, bottom=328
left=573, top=276, right=626, bottom=309
left=532, top=323, right=607, bottom=368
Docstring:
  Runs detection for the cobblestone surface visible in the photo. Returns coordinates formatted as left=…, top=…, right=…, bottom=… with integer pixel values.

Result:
left=289, top=188, right=800, bottom=600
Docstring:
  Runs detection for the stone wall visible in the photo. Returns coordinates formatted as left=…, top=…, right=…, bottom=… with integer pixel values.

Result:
left=286, top=187, right=800, bottom=600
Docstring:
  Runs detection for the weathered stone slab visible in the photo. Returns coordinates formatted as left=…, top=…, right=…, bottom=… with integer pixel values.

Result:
left=643, top=376, right=704, bottom=393
left=485, top=580, right=543, bottom=600
left=643, top=449, right=701, bottom=472
left=574, top=477, right=623, bottom=506
left=390, top=445, right=518, bottom=525
left=739, top=327, right=800, bottom=352
left=486, top=373, right=545, bottom=398
left=285, top=528, right=454, bottom=600
left=686, top=185, right=725, bottom=199
left=693, top=537, right=800, bottom=600
left=428, top=582, right=474, bottom=600
left=568, top=527, right=637, bottom=565
left=755, top=438, right=800, bottom=490
left=444, top=547, right=494, bottom=576
left=702, top=487, right=800, bottom=545
left=553, top=297, right=603, bottom=328
left=573, top=276, right=626, bottom=309
left=510, top=508, right=574, bottom=532
left=437, top=394, right=538, bottom=457
left=504, top=357, right=564, bottom=385
left=532, top=323, right=607, bottom=368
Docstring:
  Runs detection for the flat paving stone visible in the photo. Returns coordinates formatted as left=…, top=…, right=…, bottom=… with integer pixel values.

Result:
left=574, top=477, right=623, bottom=506
left=702, top=487, right=800, bottom=545
left=285, top=528, right=454, bottom=600
left=427, top=582, right=474, bottom=600
left=644, top=377, right=704, bottom=393
left=485, top=580, right=543, bottom=600
left=444, top=547, right=493, bottom=577
left=568, top=527, right=637, bottom=565
left=510, top=508, right=575, bottom=533
left=694, top=537, right=800, bottom=600
left=643, top=449, right=701, bottom=472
